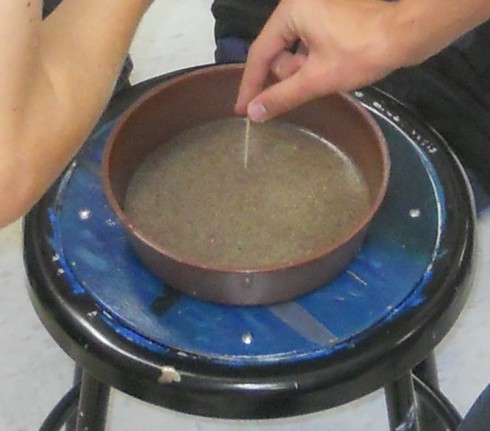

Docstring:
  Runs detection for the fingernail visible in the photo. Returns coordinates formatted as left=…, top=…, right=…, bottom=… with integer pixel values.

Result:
left=274, top=61, right=283, bottom=77
left=247, top=100, right=268, bottom=122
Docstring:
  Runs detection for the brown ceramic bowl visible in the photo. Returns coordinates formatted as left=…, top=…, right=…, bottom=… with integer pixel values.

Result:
left=102, top=64, right=390, bottom=305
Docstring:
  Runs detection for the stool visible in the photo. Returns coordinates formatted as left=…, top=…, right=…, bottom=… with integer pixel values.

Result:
left=24, top=68, right=475, bottom=430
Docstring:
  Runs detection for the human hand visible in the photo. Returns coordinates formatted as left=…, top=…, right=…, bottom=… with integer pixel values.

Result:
left=235, top=0, right=489, bottom=122
left=235, top=0, right=401, bottom=121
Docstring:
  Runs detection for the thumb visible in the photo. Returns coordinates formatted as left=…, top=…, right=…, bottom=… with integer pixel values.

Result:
left=271, top=51, right=307, bottom=80
left=247, top=61, right=332, bottom=122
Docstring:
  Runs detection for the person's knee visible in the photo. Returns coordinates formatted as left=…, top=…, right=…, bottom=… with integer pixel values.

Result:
left=457, top=384, right=490, bottom=431
left=215, top=37, right=251, bottom=64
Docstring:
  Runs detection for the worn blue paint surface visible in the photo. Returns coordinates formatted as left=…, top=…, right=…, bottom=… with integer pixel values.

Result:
left=45, top=100, right=447, bottom=366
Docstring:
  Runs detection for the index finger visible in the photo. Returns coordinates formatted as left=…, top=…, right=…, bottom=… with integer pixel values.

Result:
left=235, top=7, right=299, bottom=115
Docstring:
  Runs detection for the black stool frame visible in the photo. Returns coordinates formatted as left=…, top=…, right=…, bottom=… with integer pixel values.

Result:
left=25, top=68, right=475, bottom=430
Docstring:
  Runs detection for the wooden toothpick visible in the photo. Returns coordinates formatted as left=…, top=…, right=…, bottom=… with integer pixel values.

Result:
left=244, top=117, right=251, bottom=169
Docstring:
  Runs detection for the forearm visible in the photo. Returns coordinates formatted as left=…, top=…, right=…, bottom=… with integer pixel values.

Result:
left=0, top=0, right=152, bottom=227
left=390, top=0, right=490, bottom=67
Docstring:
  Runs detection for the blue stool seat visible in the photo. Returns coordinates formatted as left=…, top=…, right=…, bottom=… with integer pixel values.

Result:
left=24, top=68, right=475, bottom=429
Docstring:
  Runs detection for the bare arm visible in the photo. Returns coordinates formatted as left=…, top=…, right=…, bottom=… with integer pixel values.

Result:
left=0, top=0, right=152, bottom=227
left=235, top=0, right=490, bottom=122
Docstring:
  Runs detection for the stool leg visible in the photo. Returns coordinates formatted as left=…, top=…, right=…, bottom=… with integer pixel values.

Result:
left=413, top=353, right=439, bottom=389
left=75, top=371, right=111, bottom=431
left=413, top=353, right=446, bottom=430
left=385, top=372, right=420, bottom=431
left=65, top=365, right=83, bottom=431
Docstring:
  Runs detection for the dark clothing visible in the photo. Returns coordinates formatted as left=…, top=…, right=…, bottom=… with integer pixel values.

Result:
left=42, top=0, right=60, bottom=17
left=376, top=22, right=490, bottom=192
left=212, top=0, right=277, bottom=42
left=457, top=385, right=490, bottom=431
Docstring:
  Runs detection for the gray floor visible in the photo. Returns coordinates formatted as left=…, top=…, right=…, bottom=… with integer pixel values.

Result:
left=1, top=1, right=490, bottom=429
